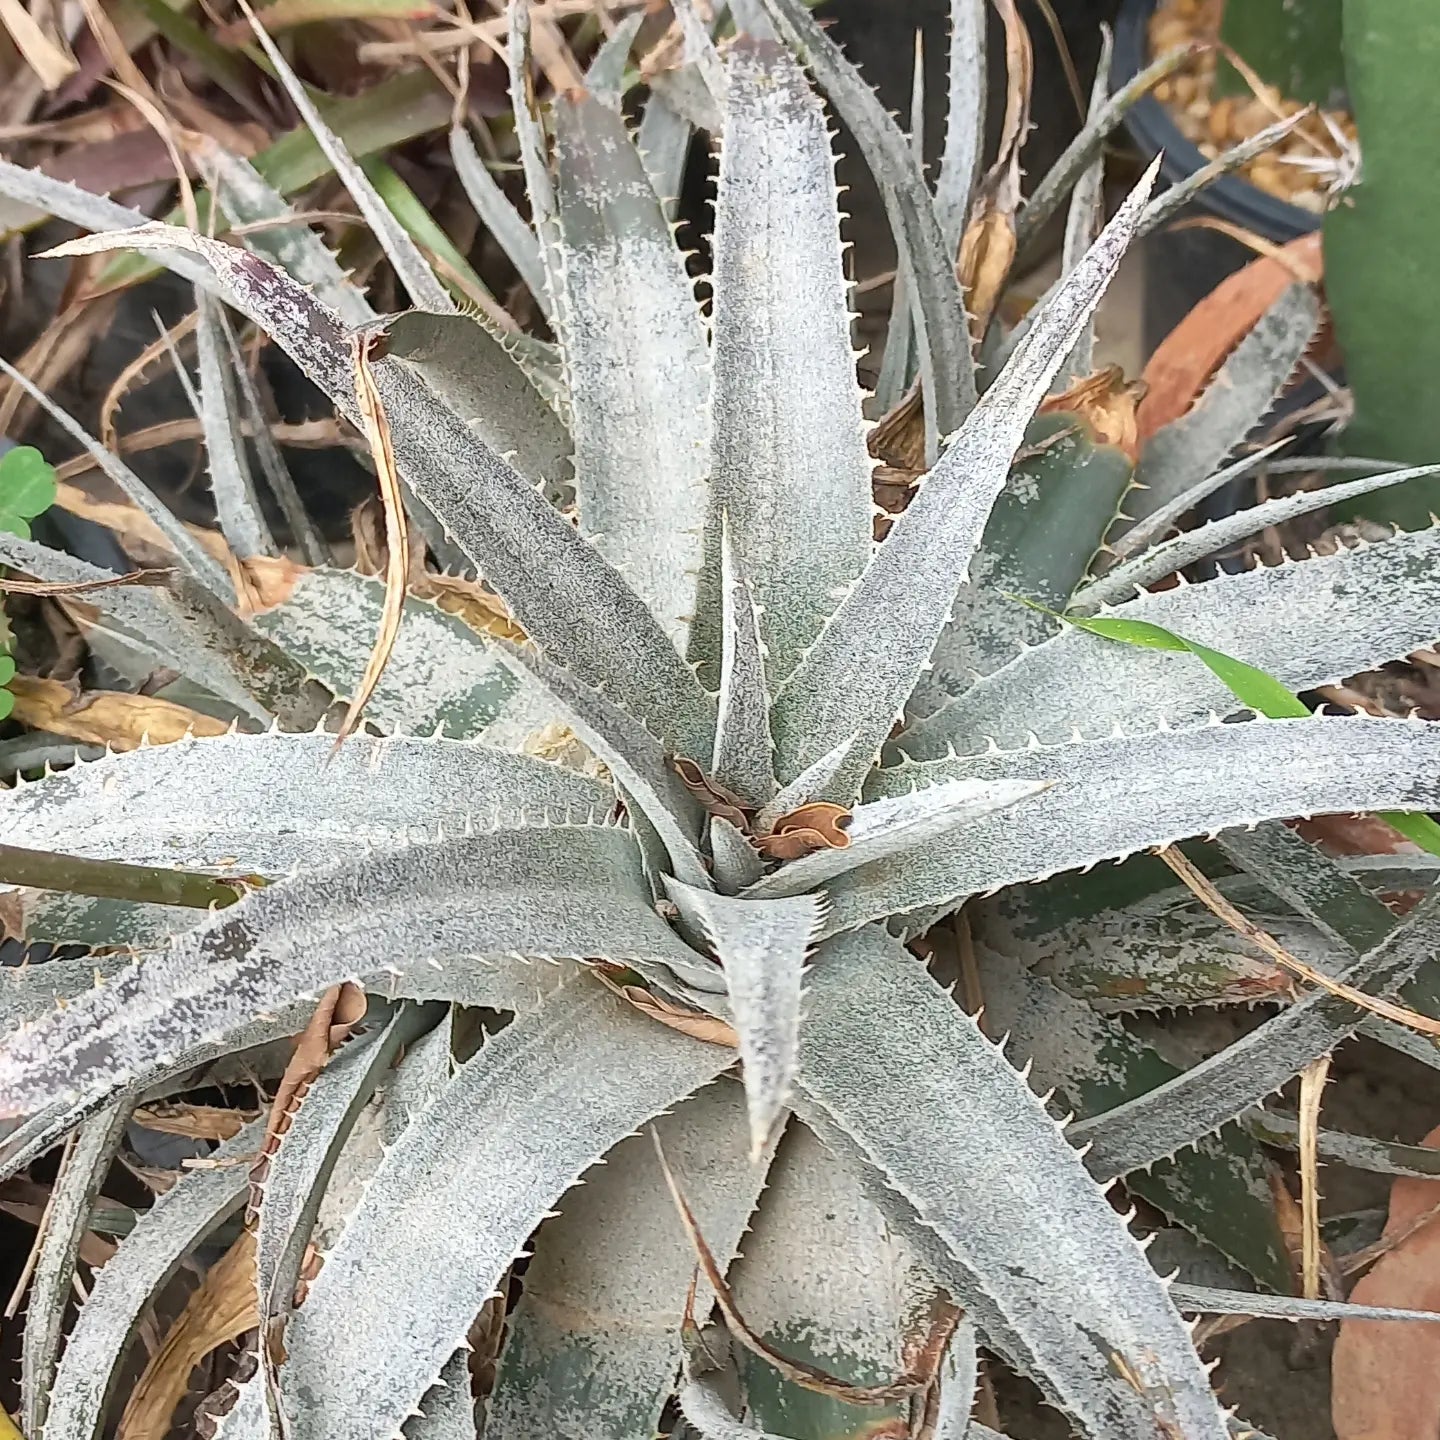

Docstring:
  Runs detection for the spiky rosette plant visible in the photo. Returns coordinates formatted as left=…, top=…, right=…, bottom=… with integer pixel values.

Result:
left=4, top=4, right=1440, bottom=1439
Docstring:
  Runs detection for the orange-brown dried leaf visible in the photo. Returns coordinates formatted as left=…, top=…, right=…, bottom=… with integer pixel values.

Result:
left=1038, top=365, right=1145, bottom=462
left=959, top=209, right=1019, bottom=340
left=9, top=675, right=229, bottom=750
left=232, top=553, right=306, bottom=617
left=1333, top=1122, right=1440, bottom=1440
left=117, top=1229, right=258, bottom=1440
left=594, top=969, right=738, bottom=1048
left=757, top=803, right=852, bottom=861
left=668, top=756, right=753, bottom=832
left=1137, top=232, right=1323, bottom=443
left=132, top=1102, right=255, bottom=1141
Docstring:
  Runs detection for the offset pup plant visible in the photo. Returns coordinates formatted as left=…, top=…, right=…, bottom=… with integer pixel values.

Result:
left=2, top=3, right=1440, bottom=1439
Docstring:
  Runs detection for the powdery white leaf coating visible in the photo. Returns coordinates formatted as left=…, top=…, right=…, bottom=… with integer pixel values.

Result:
left=679, top=1374, right=796, bottom=1440
left=195, top=289, right=280, bottom=560
left=254, top=1010, right=417, bottom=1351
left=746, top=774, right=1048, bottom=898
left=1121, top=284, right=1320, bottom=530
left=1076, top=462, right=1440, bottom=610
left=1071, top=883, right=1440, bottom=1178
left=405, top=1351, right=478, bottom=1439
left=206, top=139, right=375, bottom=327
left=700, top=38, right=874, bottom=686
left=552, top=90, right=711, bottom=652
left=905, top=523, right=1440, bottom=757
left=933, top=0, right=987, bottom=252
left=711, top=522, right=776, bottom=804
left=487, top=1082, right=772, bottom=1440
left=727, top=1117, right=946, bottom=1437
left=0, top=823, right=703, bottom=1120
left=249, top=568, right=519, bottom=737
left=662, top=882, right=823, bottom=1156
left=279, top=979, right=731, bottom=1440
left=839, top=714, right=1440, bottom=934
left=495, top=641, right=711, bottom=888
left=1173, top=1285, right=1440, bottom=1327
left=40, top=1119, right=265, bottom=1440
left=768, top=161, right=1158, bottom=803
left=797, top=927, right=1229, bottom=1440
left=450, top=122, right=549, bottom=317
left=0, top=729, right=611, bottom=874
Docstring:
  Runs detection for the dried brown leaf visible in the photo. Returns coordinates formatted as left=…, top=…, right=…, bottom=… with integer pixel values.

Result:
left=669, top=756, right=753, bottom=833
left=1334, top=1123, right=1440, bottom=1440
left=132, top=1103, right=255, bottom=1141
left=0, top=0, right=77, bottom=89
left=1038, top=365, right=1145, bottom=462
left=8, top=675, right=230, bottom=750
left=593, top=968, right=738, bottom=1049
left=755, top=803, right=852, bottom=861
left=117, top=1230, right=259, bottom=1440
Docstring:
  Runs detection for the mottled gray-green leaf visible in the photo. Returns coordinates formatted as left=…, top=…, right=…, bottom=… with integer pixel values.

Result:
left=487, top=1081, right=770, bottom=1440
left=768, top=165, right=1156, bottom=803
left=280, top=978, right=731, bottom=1440
left=796, top=926, right=1227, bottom=1440
left=250, top=567, right=518, bottom=737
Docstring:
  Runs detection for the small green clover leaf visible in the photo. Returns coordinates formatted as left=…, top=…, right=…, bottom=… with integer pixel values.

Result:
left=0, top=446, right=58, bottom=540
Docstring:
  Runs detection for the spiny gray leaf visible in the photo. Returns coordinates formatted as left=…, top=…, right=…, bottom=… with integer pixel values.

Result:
left=747, top=775, right=1048, bottom=899
left=1078, top=462, right=1440, bottom=609
left=768, top=162, right=1157, bottom=803
left=0, top=823, right=704, bottom=1120
left=1056, top=27, right=1114, bottom=383
left=19, top=1101, right=130, bottom=1438
left=450, top=123, right=550, bottom=315
left=0, top=533, right=266, bottom=718
left=753, top=730, right=865, bottom=832
left=711, top=815, right=764, bottom=891
left=248, top=566, right=518, bottom=737
left=758, top=0, right=976, bottom=442
left=662, top=883, right=822, bottom=1157
left=406, top=1351, right=477, bottom=1440
left=1172, top=1285, right=1440, bottom=1326
left=1119, top=284, right=1320, bottom=533
left=1070, top=882, right=1440, bottom=1178
left=0, top=158, right=217, bottom=289
left=506, top=0, right=561, bottom=302
left=551, top=89, right=711, bottom=652
left=0, top=355, right=235, bottom=600
left=196, top=289, right=280, bottom=560
left=836, top=715, right=1440, bottom=936
left=495, top=641, right=711, bottom=888
left=712, top=522, right=776, bottom=805
left=205, top=137, right=374, bottom=327
left=40, top=1119, right=264, bottom=1440
left=382, top=309, right=573, bottom=501
left=280, top=978, right=731, bottom=1440
left=699, top=37, right=874, bottom=687
left=243, top=10, right=452, bottom=313
left=0, top=729, right=609, bottom=874
left=47, top=226, right=715, bottom=753
left=585, top=10, right=645, bottom=108
left=797, top=926, right=1227, bottom=1440
left=905, top=523, right=1440, bottom=756
left=255, top=1007, right=421, bottom=1346
left=1247, top=1111, right=1440, bottom=1180
left=933, top=0, right=987, bottom=253
left=487, top=1082, right=772, bottom=1440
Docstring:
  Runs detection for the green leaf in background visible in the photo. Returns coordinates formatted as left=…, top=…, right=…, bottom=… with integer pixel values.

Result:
left=1055, top=607, right=1440, bottom=858
left=0, top=446, right=58, bottom=540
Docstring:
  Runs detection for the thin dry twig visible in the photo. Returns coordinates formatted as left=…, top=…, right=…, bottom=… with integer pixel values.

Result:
left=1299, top=1054, right=1332, bottom=1300
left=334, top=332, right=409, bottom=752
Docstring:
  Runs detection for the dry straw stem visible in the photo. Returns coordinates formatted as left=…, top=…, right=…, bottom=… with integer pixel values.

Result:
left=1299, top=1054, right=1332, bottom=1301
left=1157, top=845, right=1440, bottom=1038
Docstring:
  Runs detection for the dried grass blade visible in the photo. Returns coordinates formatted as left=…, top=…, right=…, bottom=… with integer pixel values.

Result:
left=1299, top=1054, right=1331, bottom=1301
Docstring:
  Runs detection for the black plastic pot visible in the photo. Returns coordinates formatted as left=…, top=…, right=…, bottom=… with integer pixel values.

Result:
left=1112, top=0, right=1320, bottom=356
